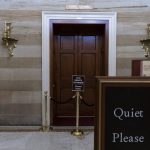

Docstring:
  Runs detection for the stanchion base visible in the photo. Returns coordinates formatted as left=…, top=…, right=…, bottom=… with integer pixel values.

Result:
left=71, top=130, right=84, bottom=136
left=41, top=126, right=49, bottom=132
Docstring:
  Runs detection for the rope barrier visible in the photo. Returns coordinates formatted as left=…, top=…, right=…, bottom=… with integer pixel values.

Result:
left=50, top=97, right=74, bottom=104
left=50, top=96, right=94, bottom=107
left=81, top=99, right=94, bottom=107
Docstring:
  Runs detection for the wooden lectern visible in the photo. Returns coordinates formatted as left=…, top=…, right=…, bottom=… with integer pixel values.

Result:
left=95, top=77, right=150, bottom=150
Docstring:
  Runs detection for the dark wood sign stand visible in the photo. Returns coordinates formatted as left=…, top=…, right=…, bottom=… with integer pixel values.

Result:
left=95, top=77, right=150, bottom=150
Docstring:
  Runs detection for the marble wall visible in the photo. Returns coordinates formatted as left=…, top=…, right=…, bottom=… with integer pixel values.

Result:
left=0, top=0, right=150, bottom=125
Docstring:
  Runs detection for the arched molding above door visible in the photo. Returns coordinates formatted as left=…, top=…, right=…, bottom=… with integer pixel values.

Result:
left=41, top=11, right=117, bottom=127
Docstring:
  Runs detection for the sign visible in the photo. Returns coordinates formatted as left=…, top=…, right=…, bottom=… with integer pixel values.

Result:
left=95, top=77, right=150, bottom=150
left=132, top=59, right=150, bottom=76
left=72, top=75, right=85, bottom=92
left=141, top=60, right=150, bottom=76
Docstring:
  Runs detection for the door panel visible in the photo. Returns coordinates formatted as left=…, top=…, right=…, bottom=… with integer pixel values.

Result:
left=81, top=36, right=96, bottom=51
left=60, top=36, right=75, bottom=50
left=81, top=54, right=96, bottom=76
left=60, top=54, right=74, bottom=77
left=54, top=35, right=77, bottom=117
left=79, top=35, right=100, bottom=117
left=52, top=24, right=106, bottom=126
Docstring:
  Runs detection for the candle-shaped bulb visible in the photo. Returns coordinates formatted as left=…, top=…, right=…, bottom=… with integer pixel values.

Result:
left=4, top=22, right=7, bottom=31
left=13, top=43, right=16, bottom=48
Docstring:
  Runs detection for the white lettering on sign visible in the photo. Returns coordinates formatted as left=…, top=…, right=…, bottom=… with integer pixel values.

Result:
left=113, top=108, right=144, bottom=120
left=112, top=132, right=144, bottom=143
left=74, top=77, right=83, bottom=82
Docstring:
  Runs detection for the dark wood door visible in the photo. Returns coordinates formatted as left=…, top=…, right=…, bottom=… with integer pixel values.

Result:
left=51, top=23, right=107, bottom=126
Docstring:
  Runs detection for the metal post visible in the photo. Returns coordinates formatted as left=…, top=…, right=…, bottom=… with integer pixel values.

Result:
left=71, top=91, right=84, bottom=136
left=42, top=91, right=49, bottom=132
left=76, top=91, right=79, bottom=132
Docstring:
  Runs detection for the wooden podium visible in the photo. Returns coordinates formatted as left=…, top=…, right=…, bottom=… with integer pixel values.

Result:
left=132, top=59, right=150, bottom=76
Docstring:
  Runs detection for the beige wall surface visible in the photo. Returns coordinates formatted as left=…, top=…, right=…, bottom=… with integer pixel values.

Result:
left=0, top=0, right=150, bottom=125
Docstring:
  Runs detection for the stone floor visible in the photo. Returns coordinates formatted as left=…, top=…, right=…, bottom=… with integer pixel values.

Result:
left=0, top=131, right=94, bottom=150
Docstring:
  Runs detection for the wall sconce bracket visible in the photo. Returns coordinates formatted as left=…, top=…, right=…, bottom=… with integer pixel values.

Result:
left=140, top=24, right=150, bottom=58
left=2, top=22, right=18, bottom=57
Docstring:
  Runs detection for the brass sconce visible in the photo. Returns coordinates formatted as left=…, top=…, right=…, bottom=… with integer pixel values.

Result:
left=2, top=22, right=18, bottom=57
left=140, top=24, right=150, bottom=57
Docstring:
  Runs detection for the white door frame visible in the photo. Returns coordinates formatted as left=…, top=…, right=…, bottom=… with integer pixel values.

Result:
left=42, top=11, right=117, bottom=128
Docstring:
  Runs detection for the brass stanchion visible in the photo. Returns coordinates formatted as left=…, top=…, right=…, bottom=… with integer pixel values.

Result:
left=42, top=91, right=49, bottom=132
left=71, top=91, right=84, bottom=136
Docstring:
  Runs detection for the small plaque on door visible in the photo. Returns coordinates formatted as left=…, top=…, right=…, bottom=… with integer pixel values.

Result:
left=72, top=75, right=85, bottom=92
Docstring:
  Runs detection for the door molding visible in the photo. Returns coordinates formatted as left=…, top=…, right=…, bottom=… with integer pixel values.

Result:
left=42, top=11, right=117, bottom=127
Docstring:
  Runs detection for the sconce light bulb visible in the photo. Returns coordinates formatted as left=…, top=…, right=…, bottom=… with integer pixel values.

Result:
left=142, top=44, right=144, bottom=49
left=13, top=43, right=16, bottom=48
left=6, top=42, right=8, bottom=47
left=10, top=52, right=14, bottom=57
left=3, top=32, right=7, bottom=38
left=8, top=47, right=14, bottom=57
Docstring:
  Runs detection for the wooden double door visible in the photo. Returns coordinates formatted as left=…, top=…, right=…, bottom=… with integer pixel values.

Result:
left=51, top=22, right=108, bottom=126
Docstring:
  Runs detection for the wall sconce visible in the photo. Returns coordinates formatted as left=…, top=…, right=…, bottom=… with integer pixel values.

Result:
left=140, top=24, right=150, bottom=57
left=2, top=22, right=18, bottom=57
